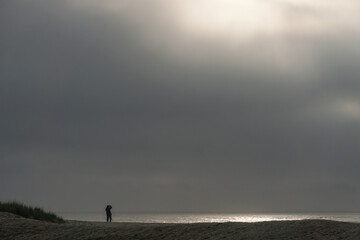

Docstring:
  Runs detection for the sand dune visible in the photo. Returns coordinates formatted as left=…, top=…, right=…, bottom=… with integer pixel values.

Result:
left=1, top=212, right=360, bottom=240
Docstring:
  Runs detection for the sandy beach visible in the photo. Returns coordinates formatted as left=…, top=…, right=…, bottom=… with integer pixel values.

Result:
left=1, top=212, right=360, bottom=240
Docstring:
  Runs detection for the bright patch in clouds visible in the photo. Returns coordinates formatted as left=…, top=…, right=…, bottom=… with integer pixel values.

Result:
left=70, top=0, right=360, bottom=46
left=309, top=98, right=360, bottom=122
left=176, top=0, right=282, bottom=38
left=174, top=0, right=360, bottom=38
left=334, top=99, right=360, bottom=120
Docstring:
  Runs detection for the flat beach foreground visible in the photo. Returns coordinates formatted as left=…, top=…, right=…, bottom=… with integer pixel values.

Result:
left=1, top=212, right=360, bottom=240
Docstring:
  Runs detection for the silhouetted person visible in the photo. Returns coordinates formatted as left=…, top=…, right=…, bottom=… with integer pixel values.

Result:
left=105, top=205, right=112, bottom=222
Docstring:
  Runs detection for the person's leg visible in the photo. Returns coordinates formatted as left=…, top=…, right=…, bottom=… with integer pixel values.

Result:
left=110, top=215, right=112, bottom=222
left=106, top=215, right=109, bottom=222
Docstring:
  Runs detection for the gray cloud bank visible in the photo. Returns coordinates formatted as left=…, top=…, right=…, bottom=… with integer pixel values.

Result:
left=1, top=0, right=360, bottom=212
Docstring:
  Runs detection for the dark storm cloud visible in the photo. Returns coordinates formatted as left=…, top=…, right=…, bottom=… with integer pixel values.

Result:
left=1, top=0, right=360, bottom=212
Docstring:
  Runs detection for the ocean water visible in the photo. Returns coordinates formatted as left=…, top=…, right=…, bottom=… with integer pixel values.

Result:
left=58, top=212, right=360, bottom=223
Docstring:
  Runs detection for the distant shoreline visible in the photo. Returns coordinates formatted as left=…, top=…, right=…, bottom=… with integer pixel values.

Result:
left=2, top=212, right=360, bottom=240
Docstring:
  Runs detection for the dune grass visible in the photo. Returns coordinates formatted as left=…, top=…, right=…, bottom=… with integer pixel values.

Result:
left=0, top=201, right=65, bottom=223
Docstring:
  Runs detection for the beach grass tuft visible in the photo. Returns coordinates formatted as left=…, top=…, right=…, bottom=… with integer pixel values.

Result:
left=0, top=201, right=65, bottom=223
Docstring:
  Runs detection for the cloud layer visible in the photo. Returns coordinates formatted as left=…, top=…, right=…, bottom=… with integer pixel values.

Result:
left=1, top=0, right=360, bottom=212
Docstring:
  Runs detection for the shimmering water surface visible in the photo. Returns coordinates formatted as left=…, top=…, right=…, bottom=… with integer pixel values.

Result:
left=59, top=213, right=360, bottom=223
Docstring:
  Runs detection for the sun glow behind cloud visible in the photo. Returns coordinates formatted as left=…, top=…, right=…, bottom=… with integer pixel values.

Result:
left=68, top=0, right=360, bottom=77
left=71, top=0, right=359, bottom=32
left=174, top=0, right=360, bottom=39
left=175, top=0, right=283, bottom=39
left=70, top=0, right=360, bottom=45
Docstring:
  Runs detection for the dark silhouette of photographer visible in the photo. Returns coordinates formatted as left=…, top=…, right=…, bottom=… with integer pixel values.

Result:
left=105, top=205, right=112, bottom=222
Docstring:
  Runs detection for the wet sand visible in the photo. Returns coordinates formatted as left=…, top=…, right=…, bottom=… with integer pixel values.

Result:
left=1, top=212, right=360, bottom=240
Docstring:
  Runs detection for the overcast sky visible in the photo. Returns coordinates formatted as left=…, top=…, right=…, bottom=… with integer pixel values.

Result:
left=1, top=0, right=360, bottom=213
